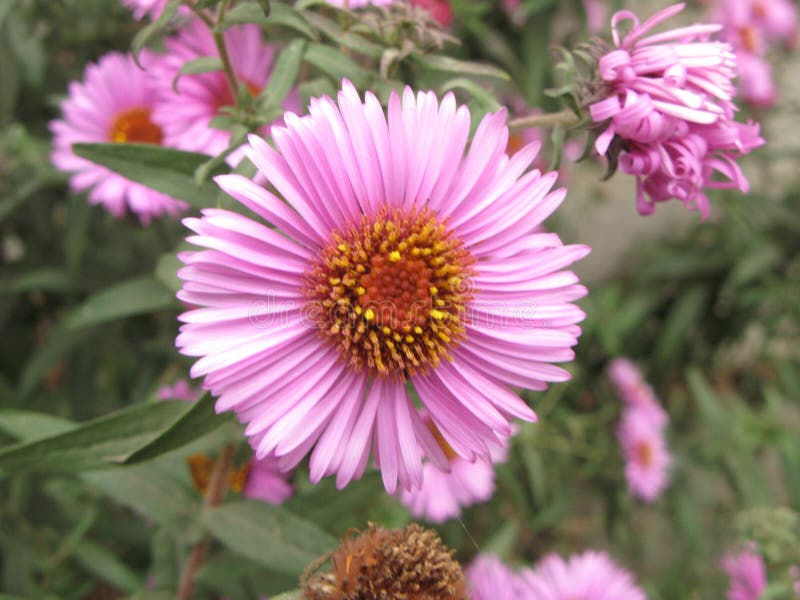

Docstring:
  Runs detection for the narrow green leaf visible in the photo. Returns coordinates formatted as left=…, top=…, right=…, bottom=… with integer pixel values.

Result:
left=60, top=276, right=175, bottom=331
left=413, top=54, right=510, bottom=81
left=174, top=56, right=224, bottom=91
left=0, top=409, right=75, bottom=443
left=303, top=43, right=371, bottom=86
left=73, top=540, right=142, bottom=594
left=220, top=2, right=317, bottom=40
left=260, top=39, right=306, bottom=111
left=72, top=143, right=228, bottom=208
left=302, top=11, right=382, bottom=58
left=440, top=77, right=501, bottom=112
left=119, top=394, right=230, bottom=464
left=0, top=401, right=188, bottom=474
left=132, top=0, right=181, bottom=61
left=203, top=500, right=337, bottom=575
left=2, top=268, right=72, bottom=294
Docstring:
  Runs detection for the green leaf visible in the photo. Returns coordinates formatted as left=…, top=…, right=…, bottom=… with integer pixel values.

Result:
left=412, top=54, right=510, bottom=81
left=60, top=276, right=175, bottom=331
left=174, top=56, right=224, bottom=91
left=83, top=463, right=201, bottom=528
left=131, top=0, right=181, bottom=62
left=0, top=409, right=74, bottom=443
left=440, top=77, right=502, bottom=112
left=259, top=39, right=306, bottom=111
left=302, top=11, right=382, bottom=58
left=119, top=394, right=230, bottom=464
left=220, top=2, right=317, bottom=40
left=71, top=143, right=228, bottom=208
left=203, top=500, right=337, bottom=575
left=270, top=592, right=302, bottom=600
left=0, top=401, right=188, bottom=474
left=303, top=43, right=372, bottom=86
left=73, top=540, right=142, bottom=593
left=2, top=268, right=72, bottom=295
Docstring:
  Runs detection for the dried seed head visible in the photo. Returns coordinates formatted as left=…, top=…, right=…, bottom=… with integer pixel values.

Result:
left=303, top=522, right=467, bottom=600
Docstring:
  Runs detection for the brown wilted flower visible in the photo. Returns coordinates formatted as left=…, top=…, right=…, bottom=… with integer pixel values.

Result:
left=302, top=522, right=467, bottom=600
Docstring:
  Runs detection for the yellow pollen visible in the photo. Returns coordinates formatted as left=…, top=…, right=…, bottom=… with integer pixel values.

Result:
left=305, top=205, right=475, bottom=378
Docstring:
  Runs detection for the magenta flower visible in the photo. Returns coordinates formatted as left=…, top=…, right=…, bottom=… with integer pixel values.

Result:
left=721, top=551, right=767, bottom=600
left=618, top=407, right=672, bottom=502
left=243, top=456, right=293, bottom=505
left=410, top=0, right=454, bottom=26
left=151, top=20, right=298, bottom=162
left=590, top=3, right=764, bottom=218
left=520, top=551, right=647, bottom=600
left=176, top=80, right=589, bottom=493
left=399, top=417, right=508, bottom=522
left=156, top=379, right=200, bottom=402
left=50, top=51, right=188, bottom=224
left=736, top=52, right=778, bottom=108
left=467, top=554, right=526, bottom=600
left=714, top=0, right=797, bottom=50
left=121, top=0, right=169, bottom=20
left=607, top=358, right=668, bottom=427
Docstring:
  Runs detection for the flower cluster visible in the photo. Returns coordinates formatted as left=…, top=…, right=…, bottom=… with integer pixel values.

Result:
left=712, top=0, right=797, bottom=107
left=51, top=14, right=293, bottom=223
left=590, top=3, right=764, bottom=218
left=609, top=358, right=672, bottom=502
left=467, top=551, right=647, bottom=599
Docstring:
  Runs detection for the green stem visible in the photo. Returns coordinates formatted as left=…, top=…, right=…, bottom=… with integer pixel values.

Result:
left=189, top=0, right=240, bottom=104
left=508, top=109, right=579, bottom=130
left=177, top=443, right=235, bottom=600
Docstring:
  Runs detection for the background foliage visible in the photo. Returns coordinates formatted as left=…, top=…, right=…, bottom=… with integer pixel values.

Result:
left=1, top=0, right=799, bottom=598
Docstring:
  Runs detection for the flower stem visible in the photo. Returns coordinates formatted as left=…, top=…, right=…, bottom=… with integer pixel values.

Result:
left=508, top=109, right=579, bottom=130
left=212, top=0, right=241, bottom=102
left=177, top=443, right=235, bottom=600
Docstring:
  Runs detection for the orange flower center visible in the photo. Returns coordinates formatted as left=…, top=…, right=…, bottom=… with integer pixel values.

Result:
left=738, top=26, right=761, bottom=54
left=108, top=107, right=163, bottom=144
left=214, top=78, right=262, bottom=111
left=635, top=441, right=653, bottom=468
left=306, top=206, right=475, bottom=378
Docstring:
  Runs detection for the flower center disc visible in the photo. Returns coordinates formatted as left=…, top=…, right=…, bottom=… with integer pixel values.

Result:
left=109, top=107, right=163, bottom=144
left=635, top=441, right=654, bottom=468
left=306, top=206, right=475, bottom=378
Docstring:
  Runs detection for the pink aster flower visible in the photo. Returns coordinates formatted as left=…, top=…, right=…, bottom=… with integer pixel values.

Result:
left=736, top=52, right=778, bottom=108
left=467, top=554, right=526, bottom=600
left=411, top=0, right=454, bottom=26
left=157, top=379, right=200, bottom=402
left=151, top=20, right=298, bottom=162
left=50, top=51, right=188, bottom=224
left=721, top=551, right=767, bottom=600
left=714, top=0, right=797, bottom=50
left=520, top=550, right=647, bottom=600
left=176, top=80, right=589, bottom=494
left=590, top=3, right=764, bottom=218
left=243, top=455, right=293, bottom=504
left=618, top=407, right=672, bottom=502
left=399, top=418, right=509, bottom=522
left=607, top=358, right=668, bottom=427
left=121, top=0, right=168, bottom=20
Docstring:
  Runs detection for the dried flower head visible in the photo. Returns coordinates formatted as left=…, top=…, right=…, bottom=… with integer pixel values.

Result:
left=302, top=522, right=467, bottom=599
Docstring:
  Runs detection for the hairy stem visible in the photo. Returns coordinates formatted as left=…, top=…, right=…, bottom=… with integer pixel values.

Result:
left=177, top=443, right=235, bottom=600
left=508, top=109, right=580, bottom=130
left=212, top=0, right=241, bottom=101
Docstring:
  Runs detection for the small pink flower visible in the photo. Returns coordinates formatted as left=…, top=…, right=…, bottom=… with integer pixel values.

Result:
left=520, top=550, right=647, bottom=600
left=590, top=3, right=764, bottom=218
left=411, top=0, right=453, bottom=26
left=721, top=551, right=768, bottom=600
left=151, top=20, right=299, bottom=162
left=243, top=455, right=293, bottom=505
left=121, top=0, right=169, bottom=20
left=398, top=418, right=508, bottom=522
left=50, top=51, right=188, bottom=224
left=714, top=0, right=797, bottom=50
left=157, top=379, right=200, bottom=402
left=466, top=554, right=525, bottom=600
left=608, top=358, right=668, bottom=427
left=618, top=407, right=672, bottom=502
left=584, top=0, right=607, bottom=34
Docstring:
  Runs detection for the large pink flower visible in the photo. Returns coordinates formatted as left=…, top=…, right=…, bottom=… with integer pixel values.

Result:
left=467, top=554, right=526, bottom=600
left=721, top=551, right=768, bottom=600
left=151, top=20, right=297, bottom=162
left=520, top=551, right=647, bottom=600
left=618, top=406, right=672, bottom=502
left=176, top=80, right=589, bottom=493
left=590, top=3, right=764, bottom=218
left=50, top=51, right=188, bottom=224
left=399, top=418, right=508, bottom=522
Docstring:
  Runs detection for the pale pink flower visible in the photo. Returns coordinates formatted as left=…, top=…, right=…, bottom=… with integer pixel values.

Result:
left=467, top=554, right=526, bottom=600
left=151, top=20, right=298, bottom=162
left=243, top=456, right=293, bottom=504
left=607, top=358, right=668, bottom=427
left=121, top=0, right=169, bottom=20
left=714, top=0, right=797, bottom=50
left=590, top=3, right=764, bottom=218
left=618, top=407, right=672, bottom=502
left=520, top=550, right=647, bottom=600
left=176, top=80, right=589, bottom=493
left=399, top=418, right=509, bottom=522
left=50, top=51, right=188, bottom=224
left=156, top=379, right=200, bottom=402
left=721, top=551, right=767, bottom=600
